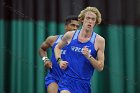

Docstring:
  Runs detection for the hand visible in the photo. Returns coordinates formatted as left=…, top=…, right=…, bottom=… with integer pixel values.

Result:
left=59, top=61, right=68, bottom=70
left=44, top=61, right=52, bottom=69
left=82, top=46, right=90, bottom=59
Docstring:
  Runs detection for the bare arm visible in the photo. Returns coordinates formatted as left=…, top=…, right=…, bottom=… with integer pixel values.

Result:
left=54, top=32, right=72, bottom=60
left=39, top=36, right=57, bottom=68
left=90, top=35, right=105, bottom=71
left=54, top=31, right=74, bottom=69
left=83, top=35, right=105, bottom=71
left=39, top=36, right=57, bottom=57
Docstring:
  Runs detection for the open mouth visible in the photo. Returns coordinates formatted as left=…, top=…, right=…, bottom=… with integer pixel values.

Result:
left=87, top=24, right=91, bottom=27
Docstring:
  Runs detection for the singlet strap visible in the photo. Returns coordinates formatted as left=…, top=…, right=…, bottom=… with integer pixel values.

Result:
left=73, top=30, right=80, bottom=40
left=90, top=32, right=97, bottom=44
left=55, top=35, right=63, bottom=43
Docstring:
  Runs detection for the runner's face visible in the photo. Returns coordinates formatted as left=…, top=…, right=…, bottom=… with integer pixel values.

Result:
left=65, top=20, right=79, bottom=31
left=82, top=11, right=96, bottom=31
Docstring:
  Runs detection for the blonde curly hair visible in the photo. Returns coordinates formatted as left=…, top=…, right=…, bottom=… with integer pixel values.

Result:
left=78, top=6, right=102, bottom=24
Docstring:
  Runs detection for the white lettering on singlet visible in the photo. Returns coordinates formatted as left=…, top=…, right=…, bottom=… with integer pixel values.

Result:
left=61, top=50, right=66, bottom=54
left=71, top=46, right=91, bottom=53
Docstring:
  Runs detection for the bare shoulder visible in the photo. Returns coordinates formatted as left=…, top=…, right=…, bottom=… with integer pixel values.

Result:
left=47, top=35, right=58, bottom=41
left=95, top=34, right=105, bottom=50
left=62, top=31, right=75, bottom=44
left=96, top=34, right=105, bottom=43
left=63, top=31, right=75, bottom=39
left=64, top=31, right=75, bottom=37
left=44, top=35, right=58, bottom=46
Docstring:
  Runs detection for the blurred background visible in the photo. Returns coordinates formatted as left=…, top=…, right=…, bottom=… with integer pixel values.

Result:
left=0, top=0, right=140, bottom=93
